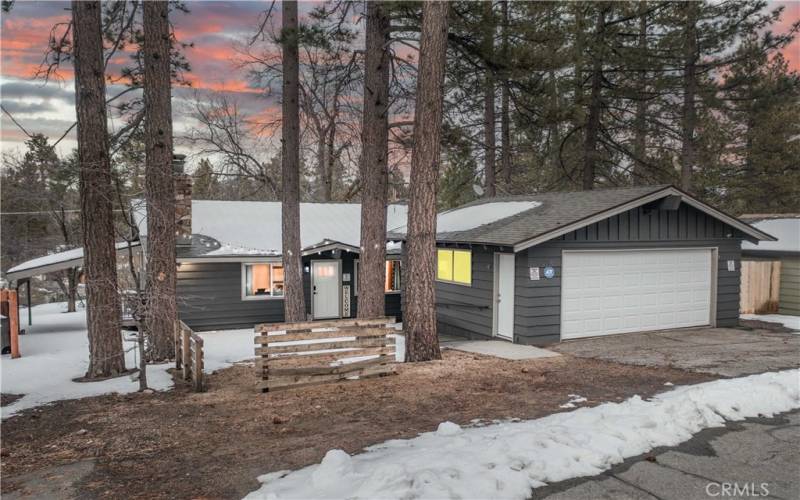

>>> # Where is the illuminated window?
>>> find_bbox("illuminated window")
[243,263,284,299]
[354,260,402,294]
[436,249,471,286]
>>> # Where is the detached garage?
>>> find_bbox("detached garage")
[390,185,775,345]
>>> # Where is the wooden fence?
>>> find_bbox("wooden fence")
[740,260,781,314]
[174,320,204,392]
[255,317,397,392]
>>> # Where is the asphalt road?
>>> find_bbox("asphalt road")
[534,410,800,500]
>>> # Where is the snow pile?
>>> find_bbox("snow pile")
[244,369,799,500]
[1,303,172,419]
[559,394,588,409]
[741,314,800,332]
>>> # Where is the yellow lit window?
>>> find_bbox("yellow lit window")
[436,249,471,285]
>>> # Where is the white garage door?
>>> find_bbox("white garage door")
[561,249,713,339]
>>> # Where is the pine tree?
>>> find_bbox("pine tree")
[71,0,125,378]
[143,0,177,361]
[281,0,306,322]
[357,1,391,320]
[405,0,449,363]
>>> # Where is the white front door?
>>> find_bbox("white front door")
[312,260,341,319]
[494,253,516,339]
[561,248,713,339]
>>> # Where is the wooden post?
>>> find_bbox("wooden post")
[8,290,20,358]
[192,335,204,392]
[26,279,32,326]
[182,326,191,381]
[174,320,182,371]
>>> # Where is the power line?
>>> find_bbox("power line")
[1,209,128,216]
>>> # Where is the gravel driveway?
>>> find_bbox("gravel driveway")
[551,326,800,377]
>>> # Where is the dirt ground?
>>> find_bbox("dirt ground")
[1,351,714,499]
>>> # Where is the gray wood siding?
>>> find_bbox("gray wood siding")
[433,203,746,344]
[177,261,285,331]
[779,256,800,315]
[516,203,744,345]
[177,252,401,331]
[435,246,496,340]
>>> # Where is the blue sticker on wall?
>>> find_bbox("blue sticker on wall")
[543,266,556,279]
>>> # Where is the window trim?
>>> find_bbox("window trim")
[241,262,285,301]
[354,257,403,295]
[436,248,473,287]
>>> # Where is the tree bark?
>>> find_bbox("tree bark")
[143,0,177,361]
[482,0,496,198]
[357,1,390,320]
[680,2,698,192]
[500,0,511,187]
[632,2,648,186]
[71,0,125,378]
[582,6,606,191]
[281,0,306,322]
[404,0,449,362]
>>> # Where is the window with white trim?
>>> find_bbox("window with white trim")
[242,263,284,299]
[436,248,471,286]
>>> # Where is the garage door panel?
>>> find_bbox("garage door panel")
[562,249,713,339]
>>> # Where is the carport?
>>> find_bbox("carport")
[4,241,141,327]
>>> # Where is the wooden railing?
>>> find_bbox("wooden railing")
[255,317,397,392]
[174,320,204,392]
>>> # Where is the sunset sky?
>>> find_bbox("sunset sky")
[1,0,798,163]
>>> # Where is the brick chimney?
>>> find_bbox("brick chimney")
[173,154,192,246]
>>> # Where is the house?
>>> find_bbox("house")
[389,185,774,345]
[134,197,407,331]
[740,215,800,316]
[6,179,776,344]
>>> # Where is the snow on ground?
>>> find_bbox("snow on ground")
[244,369,799,500]
[196,328,256,372]
[558,394,587,409]
[1,303,172,419]
[741,314,800,332]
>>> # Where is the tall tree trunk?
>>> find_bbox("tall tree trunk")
[632,2,648,186]
[582,6,606,191]
[500,0,511,187]
[281,0,306,322]
[315,128,327,201]
[71,0,125,378]
[143,0,176,361]
[482,0,496,198]
[548,70,562,178]
[357,1,390,320]
[325,124,335,201]
[680,3,698,192]
[405,0,449,362]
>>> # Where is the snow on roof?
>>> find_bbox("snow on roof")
[140,200,408,257]
[390,201,541,236]
[6,241,140,277]
[742,218,800,253]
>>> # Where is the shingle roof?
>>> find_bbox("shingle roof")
[388,185,672,247]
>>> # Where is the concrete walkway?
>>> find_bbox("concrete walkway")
[535,410,800,500]
[440,336,561,360]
